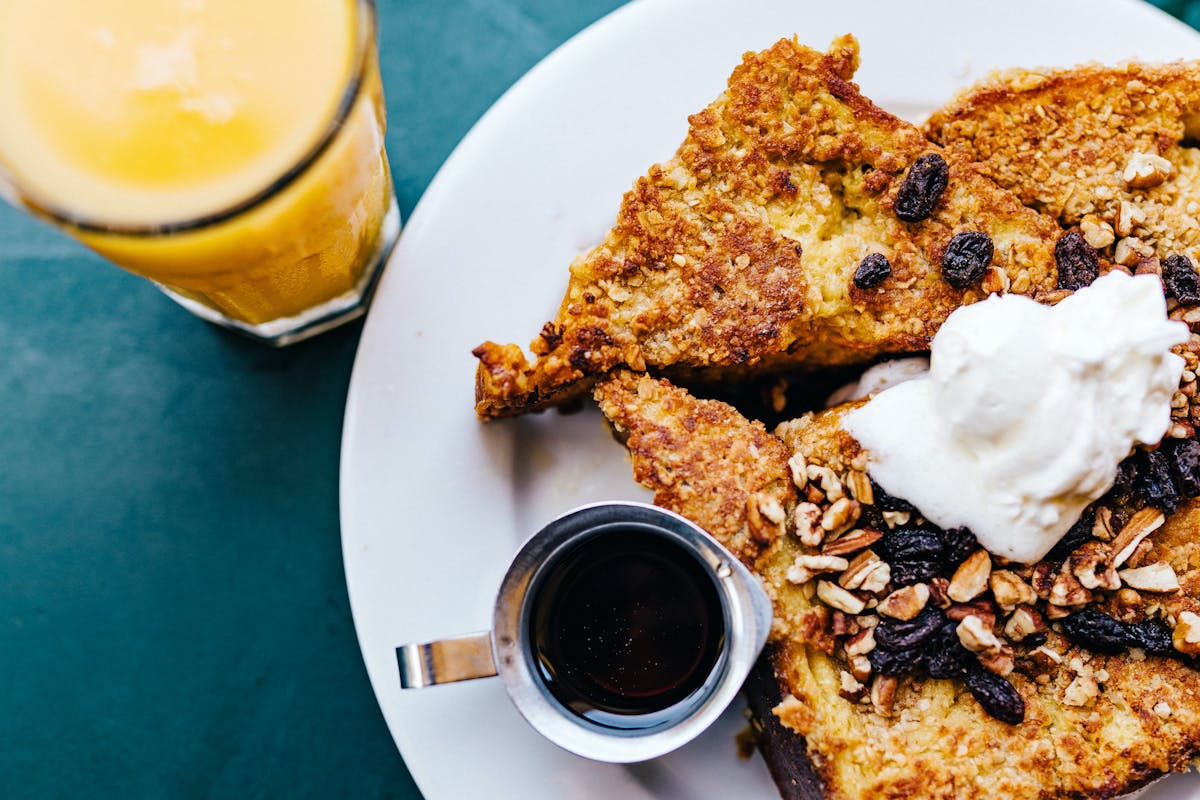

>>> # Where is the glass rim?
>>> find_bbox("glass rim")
[0,0,378,238]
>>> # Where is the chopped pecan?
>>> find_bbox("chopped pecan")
[845,627,876,657]
[1049,569,1094,607]
[839,550,891,595]
[870,675,898,716]
[849,655,873,684]
[817,580,866,614]
[948,550,992,602]
[822,528,883,557]
[822,497,861,535]
[1004,606,1047,642]
[838,670,866,701]
[787,453,808,490]
[845,470,874,505]
[1111,508,1165,567]
[786,554,849,585]
[928,576,952,609]
[1118,562,1180,593]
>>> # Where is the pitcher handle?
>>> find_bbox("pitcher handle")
[397,631,497,688]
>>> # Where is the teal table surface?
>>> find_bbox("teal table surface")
[0,1,1193,798]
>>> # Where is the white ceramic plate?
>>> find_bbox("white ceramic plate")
[341,0,1200,797]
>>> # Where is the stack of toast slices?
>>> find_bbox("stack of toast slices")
[472,35,1200,800]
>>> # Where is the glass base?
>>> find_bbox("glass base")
[157,197,401,347]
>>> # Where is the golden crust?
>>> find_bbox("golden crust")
[925,61,1200,263]
[474,36,1062,418]
[595,371,1200,800]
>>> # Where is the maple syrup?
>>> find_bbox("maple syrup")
[529,529,726,730]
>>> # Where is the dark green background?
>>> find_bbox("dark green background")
[0,1,1189,798]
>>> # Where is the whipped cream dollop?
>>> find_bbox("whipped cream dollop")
[843,271,1187,563]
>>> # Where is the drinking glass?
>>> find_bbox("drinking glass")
[0,0,399,345]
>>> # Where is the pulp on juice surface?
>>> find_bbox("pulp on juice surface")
[0,0,394,326]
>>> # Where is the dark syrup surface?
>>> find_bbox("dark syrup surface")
[530,529,725,730]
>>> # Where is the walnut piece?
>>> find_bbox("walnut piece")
[990,570,1038,611]
[1068,541,1121,591]
[1173,611,1200,656]
[877,583,931,621]
[792,502,823,547]
[1122,151,1175,189]
[1080,215,1116,249]
[957,614,1003,656]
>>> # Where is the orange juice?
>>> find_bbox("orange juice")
[0,0,396,341]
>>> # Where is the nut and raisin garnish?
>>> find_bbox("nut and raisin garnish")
[853,253,892,289]
[894,153,949,223]
[941,231,993,289]
[788,413,1200,726]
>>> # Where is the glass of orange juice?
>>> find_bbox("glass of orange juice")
[0,0,399,346]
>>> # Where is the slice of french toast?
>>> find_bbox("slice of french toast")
[595,369,1200,800]
[925,62,1200,282]
[472,36,1064,419]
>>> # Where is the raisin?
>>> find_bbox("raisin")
[1046,508,1095,562]
[965,669,1025,725]
[894,153,949,222]
[1054,231,1100,291]
[1023,632,1048,649]
[1134,447,1180,514]
[942,232,994,289]
[1170,438,1200,498]
[1128,618,1177,658]
[890,559,942,586]
[874,606,945,651]
[1059,609,1137,655]
[868,644,925,676]
[1163,254,1200,304]
[877,527,943,563]
[939,527,978,569]
[871,481,917,513]
[925,620,974,680]
[1108,456,1139,506]
[853,253,892,289]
